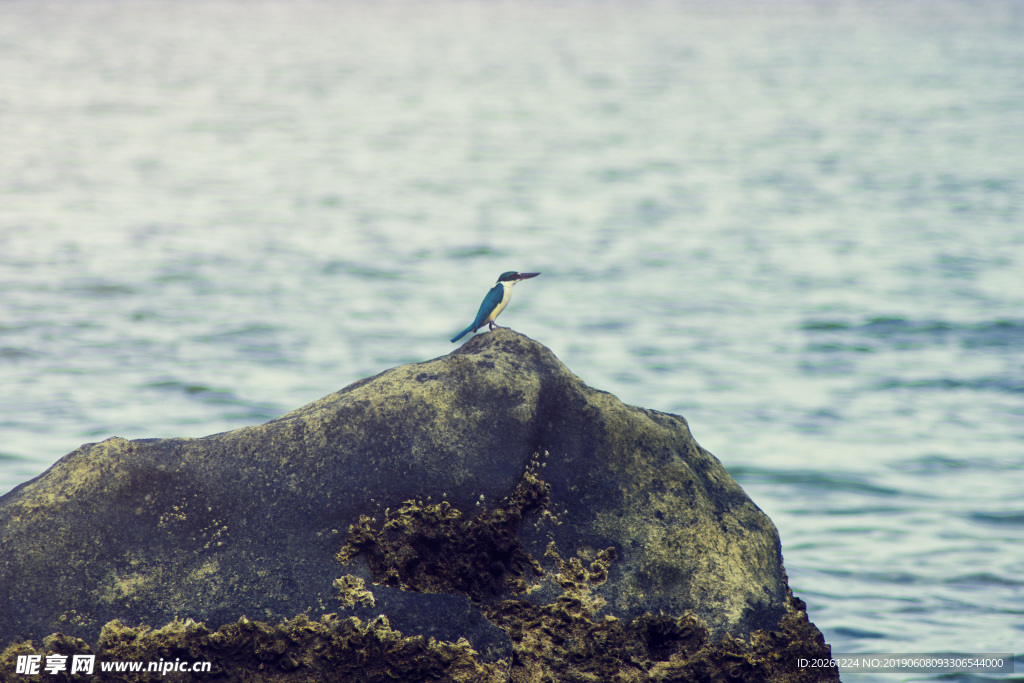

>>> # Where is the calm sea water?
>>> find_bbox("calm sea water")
[1,0,1022,678]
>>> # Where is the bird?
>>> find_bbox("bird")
[450,271,540,343]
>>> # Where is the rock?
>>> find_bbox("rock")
[0,329,838,681]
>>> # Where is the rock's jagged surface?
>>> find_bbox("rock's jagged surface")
[0,329,838,681]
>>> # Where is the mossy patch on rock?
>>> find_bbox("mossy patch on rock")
[337,470,549,600]
[332,575,375,610]
[477,592,838,683]
[0,594,836,683]
[0,614,507,683]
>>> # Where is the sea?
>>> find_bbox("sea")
[1,0,1021,679]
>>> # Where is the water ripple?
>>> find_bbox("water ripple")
[728,466,904,497]
[968,511,1024,527]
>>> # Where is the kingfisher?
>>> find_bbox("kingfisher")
[450,271,540,343]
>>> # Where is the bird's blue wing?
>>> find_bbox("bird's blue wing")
[472,283,505,329]
[451,283,505,343]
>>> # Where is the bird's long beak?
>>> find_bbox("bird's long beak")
[516,272,540,280]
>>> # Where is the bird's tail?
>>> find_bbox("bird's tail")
[450,324,475,343]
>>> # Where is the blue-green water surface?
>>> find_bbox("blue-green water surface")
[1,1,1022,679]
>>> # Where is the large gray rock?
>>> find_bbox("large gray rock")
[0,329,788,653]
